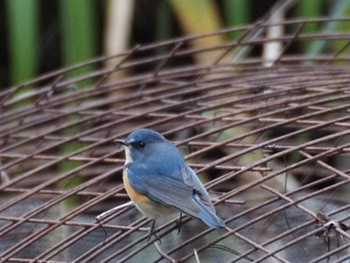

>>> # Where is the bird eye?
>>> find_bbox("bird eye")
[130,141,146,149]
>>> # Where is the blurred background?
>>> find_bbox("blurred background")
[1,0,345,88]
[1,1,350,262]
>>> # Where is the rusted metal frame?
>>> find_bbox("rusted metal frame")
[0,151,120,212]
[231,205,350,263]
[6,258,65,263]
[1,94,348,260]
[2,32,350,262]
[91,86,350,260]
[190,141,350,155]
[190,101,350,180]
[3,82,254,192]
[2,54,149,127]
[97,216,198,263]
[0,73,177,135]
[308,241,350,263]
[233,231,290,263]
[0,214,133,232]
[255,225,348,263]
[0,77,239,179]
[299,151,350,181]
[0,166,123,261]
[254,201,350,262]
[0,15,347,95]
[3,187,121,198]
[261,184,318,218]
[0,19,348,101]
[83,229,155,263]
[0,152,124,166]
[334,251,350,263]
[250,117,350,130]
[0,154,122,238]
[177,85,350,152]
[102,209,219,263]
[0,35,206,102]
[28,59,350,120]
[0,152,271,173]
[92,76,320,144]
[156,88,315,140]
[114,77,273,112]
[164,85,347,151]
[153,242,177,263]
[2,17,350,263]
[205,111,350,191]
[232,174,350,262]
[228,158,350,262]
[40,205,145,262]
[324,41,350,65]
[245,72,350,92]
[273,23,306,66]
[154,115,350,258]
[0,64,343,137]
[0,112,101,154]
[230,204,350,262]
[278,55,350,63]
[0,81,288,256]
[0,50,217,122]
[31,196,136,262]
[229,220,318,263]
[0,74,260,145]
[216,131,350,203]
[262,184,350,239]
[195,20,268,79]
[93,45,142,90]
[209,146,347,239]
[73,217,151,263]
[79,193,222,261]
[183,177,350,263]
[187,176,350,263]
[234,175,350,238]
[242,33,350,48]
[2,55,144,109]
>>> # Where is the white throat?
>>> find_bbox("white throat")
[124,146,133,165]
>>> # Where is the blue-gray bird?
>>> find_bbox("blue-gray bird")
[115,129,225,236]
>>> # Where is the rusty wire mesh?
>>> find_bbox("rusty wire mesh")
[1,17,350,263]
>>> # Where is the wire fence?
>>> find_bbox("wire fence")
[0,17,350,262]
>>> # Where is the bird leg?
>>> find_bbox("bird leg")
[176,213,183,234]
[148,219,161,243]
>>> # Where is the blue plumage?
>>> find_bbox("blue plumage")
[116,128,225,229]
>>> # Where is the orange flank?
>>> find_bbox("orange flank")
[123,169,149,203]
[123,169,175,219]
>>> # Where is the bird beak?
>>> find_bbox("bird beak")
[115,139,129,147]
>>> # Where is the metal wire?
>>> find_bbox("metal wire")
[0,17,350,262]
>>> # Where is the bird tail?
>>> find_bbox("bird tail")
[192,193,226,228]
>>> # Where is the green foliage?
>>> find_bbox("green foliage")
[296,0,322,52]
[59,0,98,204]
[6,0,39,106]
[223,0,250,40]
[60,0,97,70]
[7,0,39,84]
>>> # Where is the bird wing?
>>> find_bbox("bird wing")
[180,165,225,228]
[127,163,200,217]
[180,165,215,211]
[127,162,225,228]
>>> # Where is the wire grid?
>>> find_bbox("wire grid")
[1,17,350,263]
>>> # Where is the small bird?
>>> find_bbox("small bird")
[115,128,225,238]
